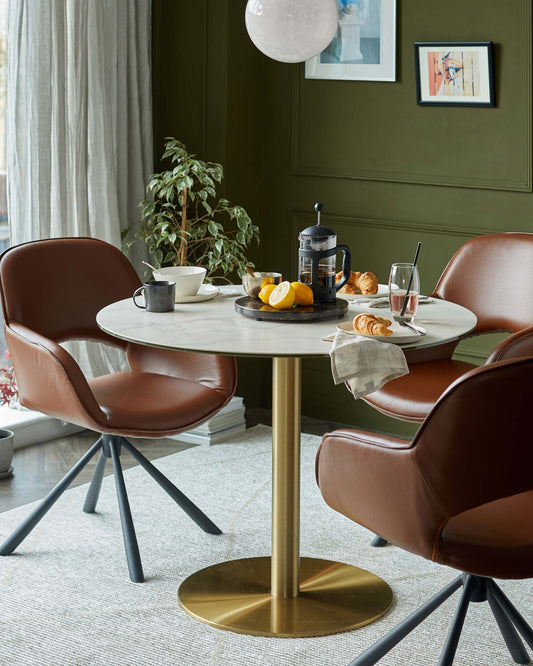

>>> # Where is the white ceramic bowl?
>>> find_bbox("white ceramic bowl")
[153,266,206,299]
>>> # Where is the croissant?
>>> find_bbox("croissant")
[336,270,379,296]
[353,313,392,337]
[354,271,379,295]
[336,280,359,295]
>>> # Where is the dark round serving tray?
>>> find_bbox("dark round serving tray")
[234,296,348,322]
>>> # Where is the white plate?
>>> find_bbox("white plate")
[337,283,389,301]
[336,320,422,344]
[174,284,220,303]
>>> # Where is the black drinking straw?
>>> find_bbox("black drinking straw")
[400,241,422,316]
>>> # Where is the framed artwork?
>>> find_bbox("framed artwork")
[305,0,396,82]
[415,42,495,107]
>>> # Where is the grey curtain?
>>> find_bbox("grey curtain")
[6,0,153,377]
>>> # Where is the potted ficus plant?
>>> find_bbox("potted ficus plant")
[0,350,16,478]
[124,138,260,282]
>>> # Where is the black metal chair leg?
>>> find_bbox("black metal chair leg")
[82,450,108,513]
[488,580,533,650]
[437,574,476,666]
[0,438,104,556]
[487,586,530,664]
[108,439,144,583]
[371,536,389,548]
[348,575,464,666]
[120,437,222,535]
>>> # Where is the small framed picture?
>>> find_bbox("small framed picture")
[414,42,495,107]
[305,0,396,82]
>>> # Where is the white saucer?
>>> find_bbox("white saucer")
[174,284,220,303]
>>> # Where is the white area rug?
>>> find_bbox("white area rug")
[0,425,531,666]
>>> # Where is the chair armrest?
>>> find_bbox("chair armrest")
[485,326,533,363]
[316,428,447,561]
[6,322,107,429]
[126,343,237,397]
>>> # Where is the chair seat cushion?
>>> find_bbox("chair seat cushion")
[89,371,228,437]
[363,359,477,422]
[438,489,533,579]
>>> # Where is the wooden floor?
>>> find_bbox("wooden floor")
[0,408,345,514]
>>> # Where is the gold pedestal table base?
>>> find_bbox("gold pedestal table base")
[179,357,392,637]
[178,556,392,637]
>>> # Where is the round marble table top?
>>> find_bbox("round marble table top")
[97,285,477,358]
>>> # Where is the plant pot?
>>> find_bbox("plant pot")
[0,428,14,479]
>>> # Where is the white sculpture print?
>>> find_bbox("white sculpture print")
[335,0,369,63]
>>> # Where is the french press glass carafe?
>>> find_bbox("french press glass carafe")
[298,203,351,303]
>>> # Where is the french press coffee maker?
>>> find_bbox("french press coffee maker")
[298,203,351,303]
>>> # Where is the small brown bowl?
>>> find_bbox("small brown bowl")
[242,272,282,299]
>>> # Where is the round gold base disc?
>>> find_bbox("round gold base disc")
[178,556,393,637]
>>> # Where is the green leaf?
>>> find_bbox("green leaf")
[164,251,176,264]
[236,216,249,231]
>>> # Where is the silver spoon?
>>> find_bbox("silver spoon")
[142,260,158,272]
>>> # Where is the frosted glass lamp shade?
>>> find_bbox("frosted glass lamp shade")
[245,0,338,64]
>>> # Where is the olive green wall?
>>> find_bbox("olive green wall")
[153,0,532,436]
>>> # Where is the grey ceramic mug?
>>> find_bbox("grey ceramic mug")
[133,281,175,312]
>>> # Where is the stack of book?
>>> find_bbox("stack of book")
[170,396,246,445]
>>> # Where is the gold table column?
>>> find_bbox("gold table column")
[178,357,392,637]
[271,356,301,600]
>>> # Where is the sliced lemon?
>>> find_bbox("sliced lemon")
[290,281,314,306]
[258,283,277,304]
[269,281,296,310]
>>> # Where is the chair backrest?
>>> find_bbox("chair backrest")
[0,238,141,346]
[432,232,533,334]
[413,355,533,520]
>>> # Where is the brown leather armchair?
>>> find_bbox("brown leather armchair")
[316,356,533,665]
[363,232,533,423]
[0,238,237,582]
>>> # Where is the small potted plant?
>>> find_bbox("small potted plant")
[124,137,260,282]
[0,350,16,478]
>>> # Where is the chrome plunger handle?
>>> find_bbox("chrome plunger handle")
[314,202,323,226]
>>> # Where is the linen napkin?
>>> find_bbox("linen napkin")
[329,329,409,399]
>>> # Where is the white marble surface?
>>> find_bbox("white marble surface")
[97,285,477,358]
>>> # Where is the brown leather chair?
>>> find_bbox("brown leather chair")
[316,356,533,665]
[363,232,533,423]
[0,238,237,582]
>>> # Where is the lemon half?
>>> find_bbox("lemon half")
[269,281,296,310]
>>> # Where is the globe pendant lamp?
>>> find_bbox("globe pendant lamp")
[245,0,338,64]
